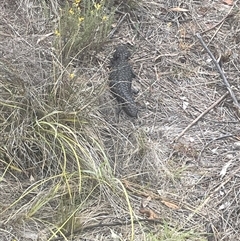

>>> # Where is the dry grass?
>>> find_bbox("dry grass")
[0,0,240,240]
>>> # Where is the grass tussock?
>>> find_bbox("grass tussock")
[0,61,136,240]
[0,56,121,236]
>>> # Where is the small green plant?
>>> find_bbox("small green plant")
[135,129,149,157]
[147,224,206,241]
[55,0,114,64]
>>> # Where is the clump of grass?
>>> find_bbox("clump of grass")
[0,56,136,239]
[0,0,142,237]
[55,0,114,64]
[0,1,135,233]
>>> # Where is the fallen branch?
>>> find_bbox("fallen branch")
[51,218,165,241]
[174,91,229,142]
[196,33,240,110]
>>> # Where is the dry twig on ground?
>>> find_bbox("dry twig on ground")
[174,91,229,142]
[196,33,240,111]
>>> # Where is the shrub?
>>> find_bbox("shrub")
[55,0,114,64]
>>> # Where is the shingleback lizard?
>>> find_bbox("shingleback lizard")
[109,45,138,117]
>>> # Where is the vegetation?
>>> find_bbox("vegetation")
[0,1,133,240]
[2,0,236,240]
[55,0,114,64]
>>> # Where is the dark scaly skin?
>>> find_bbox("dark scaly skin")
[109,45,138,117]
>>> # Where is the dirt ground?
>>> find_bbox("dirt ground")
[0,0,240,240]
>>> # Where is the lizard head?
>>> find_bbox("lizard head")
[113,45,131,60]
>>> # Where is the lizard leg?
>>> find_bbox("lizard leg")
[115,103,122,123]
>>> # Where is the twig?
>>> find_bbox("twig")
[197,134,235,162]
[108,13,128,38]
[200,4,234,35]
[174,91,229,142]
[51,218,165,241]
[196,33,240,110]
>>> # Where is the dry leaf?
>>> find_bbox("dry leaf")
[222,0,233,5]
[36,32,53,44]
[141,196,152,208]
[139,207,159,220]
[220,160,232,179]
[29,174,35,183]
[161,200,179,210]
[169,7,189,12]
[111,229,122,241]
[218,201,231,210]
[122,179,129,188]
[182,100,189,110]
